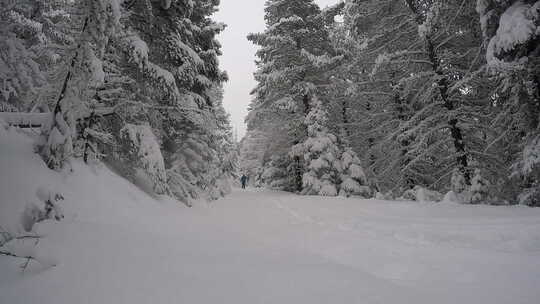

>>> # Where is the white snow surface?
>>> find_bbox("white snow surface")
[1,127,540,303]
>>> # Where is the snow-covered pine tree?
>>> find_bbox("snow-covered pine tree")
[40,0,121,169]
[343,0,494,197]
[206,85,238,199]
[109,0,227,204]
[160,1,227,204]
[298,95,342,196]
[470,169,490,204]
[0,0,76,112]
[0,2,45,112]
[339,146,371,198]
[247,0,343,193]
[477,0,540,205]
[119,123,169,195]
[243,97,299,190]
[261,155,294,191]
[342,0,420,194]
[317,4,380,197]
[239,129,269,181]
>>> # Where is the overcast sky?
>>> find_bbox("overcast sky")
[214,0,341,140]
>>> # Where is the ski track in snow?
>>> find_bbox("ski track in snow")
[2,128,540,303]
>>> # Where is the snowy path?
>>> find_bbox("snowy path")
[2,184,540,303]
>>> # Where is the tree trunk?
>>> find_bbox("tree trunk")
[45,17,89,169]
[391,72,414,188]
[342,98,350,138]
[293,94,312,192]
[425,36,470,183]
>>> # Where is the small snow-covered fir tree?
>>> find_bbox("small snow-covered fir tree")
[451,168,468,194]
[513,135,540,206]
[261,155,293,191]
[470,169,490,204]
[446,168,491,204]
[120,124,169,195]
[339,146,371,198]
[204,86,239,199]
[167,131,216,205]
[239,129,268,181]
[253,167,265,188]
[300,96,342,196]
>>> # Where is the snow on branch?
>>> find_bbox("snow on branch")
[268,15,304,32]
[0,107,115,128]
[0,112,51,128]
[486,1,539,69]
[300,49,343,68]
[121,33,199,110]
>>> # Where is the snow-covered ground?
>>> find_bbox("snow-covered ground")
[1,127,540,304]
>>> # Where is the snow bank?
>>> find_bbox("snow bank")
[0,126,58,235]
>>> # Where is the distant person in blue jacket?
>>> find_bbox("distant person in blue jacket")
[240,174,248,189]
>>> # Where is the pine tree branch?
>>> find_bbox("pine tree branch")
[0,250,36,260]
